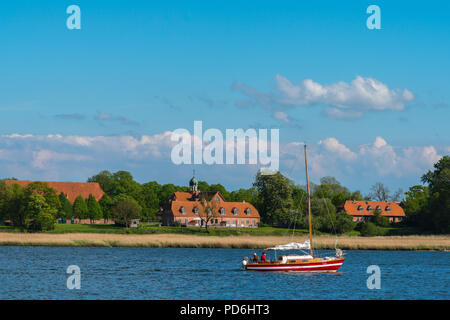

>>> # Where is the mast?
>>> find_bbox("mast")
[304,144,314,257]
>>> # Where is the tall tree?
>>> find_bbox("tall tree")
[73,196,88,220]
[112,195,141,227]
[58,192,73,220]
[99,194,113,223]
[254,171,293,225]
[369,182,391,201]
[198,193,218,233]
[0,183,25,224]
[87,194,103,223]
[24,182,61,212]
[421,156,450,233]
[22,193,57,231]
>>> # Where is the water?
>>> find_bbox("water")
[0,246,448,299]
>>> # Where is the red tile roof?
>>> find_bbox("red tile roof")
[342,200,405,217]
[163,191,260,219]
[4,180,104,203]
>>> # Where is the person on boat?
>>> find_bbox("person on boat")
[260,252,267,263]
[251,253,259,263]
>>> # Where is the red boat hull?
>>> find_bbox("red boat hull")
[245,258,345,272]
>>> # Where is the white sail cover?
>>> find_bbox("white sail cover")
[265,237,310,251]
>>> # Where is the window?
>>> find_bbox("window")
[207,208,212,215]
[216,197,220,203]
[367,205,373,212]
[180,207,186,214]
[385,206,391,212]
[245,208,251,216]
[233,208,239,215]
[193,207,199,214]
[357,205,364,212]
[375,205,382,212]
[219,207,225,215]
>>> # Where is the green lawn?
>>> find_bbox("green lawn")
[0,223,311,236]
[0,223,429,237]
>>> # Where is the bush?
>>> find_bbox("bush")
[374,211,390,227]
[335,212,356,234]
[360,222,383,237]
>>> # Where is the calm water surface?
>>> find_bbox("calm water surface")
[0,246,448,299]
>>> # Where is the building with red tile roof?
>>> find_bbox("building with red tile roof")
[4,180,104,203]
[158,176,260,228]
[339,200,405,223]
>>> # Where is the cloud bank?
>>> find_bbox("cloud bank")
[234,75,415,119]
[0,132,445,193]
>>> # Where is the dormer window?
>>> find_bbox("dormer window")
[233,208,239,215]
[193,207,199,215]
[385,206,391,212]
[180,206,186,214]
[357,205,364,212]
[375,205,382,212]
[216,197,220,203]
[245,208,251,216]
[207,208,212,215]
[367,205,373,212]
[219,207,225,215]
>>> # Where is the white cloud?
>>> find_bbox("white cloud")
[32,150,92,169]
[0,132,446,193]
[276,75,414,111]
[273,111,289,123]
[318,137,357,161]
[234,75,415,119]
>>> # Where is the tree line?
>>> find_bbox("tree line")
[0,156,448,234]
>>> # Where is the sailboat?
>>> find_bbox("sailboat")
[242,145,345,272]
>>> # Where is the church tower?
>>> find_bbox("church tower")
[189,172,198,194]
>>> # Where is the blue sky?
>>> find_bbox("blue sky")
[0,0,449,195]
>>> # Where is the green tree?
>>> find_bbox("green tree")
[421,156,450,233]
[209,183,230,200]
[22,193,57,231]
[403,185,429,227]
[58,192,73,220]
[87,194,103,223]
[0,183,25,225]
[87,170,115,195]
[254,171,293,225]
[24,182,60,212]
[140,183,160,221]
[335,212,356,234]
[99,194,113,223]
[112,195,141,227]
[373,210,390,227]
[310,197,336,233]
[360,222,383,237]
[73,196,88,219]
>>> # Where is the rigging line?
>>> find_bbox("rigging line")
[319,190,338,250]
[291,209,298,241]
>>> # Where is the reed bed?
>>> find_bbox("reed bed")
[0,233,449,250]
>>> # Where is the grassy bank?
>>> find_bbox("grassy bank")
[0,224,312,237]
[0,232,448,250]
[0,223,426,237]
